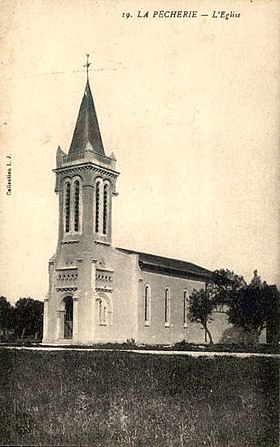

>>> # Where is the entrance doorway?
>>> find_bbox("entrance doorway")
[63,296,73,339]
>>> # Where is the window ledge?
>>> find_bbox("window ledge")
[183,323,188,329]
[99,323,108,326]
[61,240,80,245]
[95,240,110,246]
[165,323,171,328]
[145,321,150,327]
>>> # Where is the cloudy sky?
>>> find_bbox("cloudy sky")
[0,0,279,301]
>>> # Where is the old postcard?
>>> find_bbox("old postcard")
[0,1,279,446]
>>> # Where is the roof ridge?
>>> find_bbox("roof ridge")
[116,247,212,276]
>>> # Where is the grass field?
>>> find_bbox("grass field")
[0,349,278,446]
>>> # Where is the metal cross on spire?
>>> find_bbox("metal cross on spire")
[83,53,91,80]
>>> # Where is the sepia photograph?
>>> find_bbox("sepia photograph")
[0,1,279,446]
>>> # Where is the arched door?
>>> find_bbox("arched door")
[63,296,73,339]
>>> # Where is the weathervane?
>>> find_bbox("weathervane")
[83,53,91,80]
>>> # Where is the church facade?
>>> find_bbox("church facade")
[43,74,228,346]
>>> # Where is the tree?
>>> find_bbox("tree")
[0,296,14,335]
[227,271,280,344]
[207,269,246,310]
[188,289,214,345]
[14,298,44,339]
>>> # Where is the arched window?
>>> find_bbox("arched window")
[74,180,80,232]
[164,288,171,326]
[144,285,151,325]
[95,181,101,233]
[183,290,189,327]
[103,183,109,235]
[98,300,107,325]
[65,182,71,233]
[97,294,113,326]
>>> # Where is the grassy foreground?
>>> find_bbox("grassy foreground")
[0,349,278,447]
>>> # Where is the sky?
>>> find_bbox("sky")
[0,0,279,302]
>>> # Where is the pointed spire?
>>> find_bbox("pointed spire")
[68,57,105,156]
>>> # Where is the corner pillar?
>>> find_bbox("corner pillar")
[73,292,79,340]
[43,294,49,342]
[56,310,65,339]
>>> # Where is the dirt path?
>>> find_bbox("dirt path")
[1,345,279,358]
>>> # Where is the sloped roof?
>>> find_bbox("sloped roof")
[116,248,213,281]
[68,80,105,156]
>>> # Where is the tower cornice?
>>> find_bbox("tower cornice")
[53,162,120,178]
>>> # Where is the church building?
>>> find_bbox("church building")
[43,67,227,346]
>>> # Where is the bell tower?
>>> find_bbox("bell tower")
[55,77,118,249]
[43,57,119,344]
